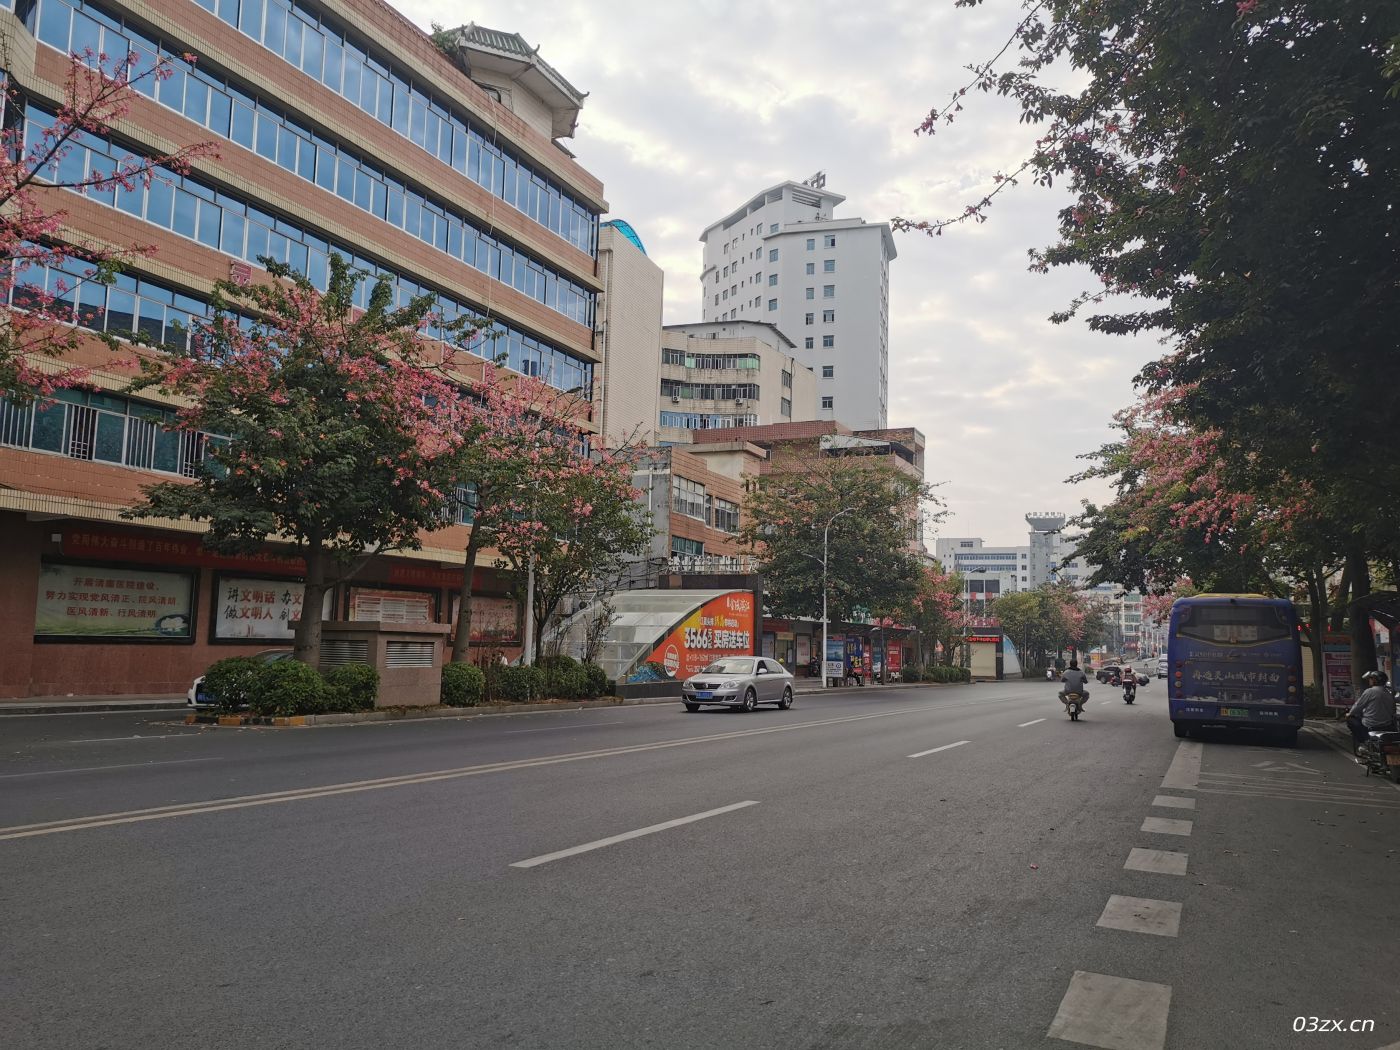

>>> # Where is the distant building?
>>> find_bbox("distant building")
[659,322,817,444]
[699,179,894,429]
[596,221,664,448]
[630,445,765,576]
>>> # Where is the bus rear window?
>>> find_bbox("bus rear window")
[1176,604,1291,644]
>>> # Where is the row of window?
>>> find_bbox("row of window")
[719,232,837,257]
[23,107,593,394]
[177,0,599,252]
[25,0,594,327]
[659,411,759,430]
[804,337,837,351]
[0,390,218,479]
[669,478,739,534]
[661,380,759,401]
[661,350,760,370]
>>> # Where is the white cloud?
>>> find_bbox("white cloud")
[391,0,1157,544]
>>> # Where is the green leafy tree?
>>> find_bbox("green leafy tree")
[741,444,943,626]
[904,0,1400,685]
[128,256,468,665]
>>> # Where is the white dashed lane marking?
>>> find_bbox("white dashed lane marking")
[1140,816,1193,836]
[1017,718,1046,727]
[509,801,760,869]
[906,740,970,759]
[1160,739,1203,789]
[1124,847,1188,876]
[1097,895,1182,938]
[1151,794,1195,810]
[1046,970,1172,1050]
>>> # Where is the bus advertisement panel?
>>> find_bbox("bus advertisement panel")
[1167,595,1304,744]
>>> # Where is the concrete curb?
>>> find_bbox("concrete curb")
[182,693,690,728]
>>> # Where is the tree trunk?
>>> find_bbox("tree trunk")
[1305,568,1326,702]
[1329,561,1352,632]
[293,542,327,667]
[450,526,485,664]
[1346,549,1376,688]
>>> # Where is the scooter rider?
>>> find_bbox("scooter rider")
[1122,672,1137,701]
[1060,660,1090,704]
[1347,671,1397,752]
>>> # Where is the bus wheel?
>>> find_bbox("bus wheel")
[1173,722,1189,739]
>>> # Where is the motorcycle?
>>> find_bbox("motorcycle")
[1122,677,1137,704]
[1062,691,1086,721]
[1357,727,1400,783]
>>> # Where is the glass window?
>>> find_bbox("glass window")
[822,365,834,378]
[824,235,836,247]
[822,335,834,348]
[768,248,779,262]
[767,299,777,311]
[823,285,835,298]
[805,287,814,300]
[804,337,813,349]
[821,396,834,410]
[805,238,815,250]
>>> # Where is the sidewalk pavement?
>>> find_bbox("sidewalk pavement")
[0,694,186,715]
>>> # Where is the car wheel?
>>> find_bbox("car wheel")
[742,689,757,712]
[683,701,700,712]
[778,687,793,710]
[1173,722,1189,739]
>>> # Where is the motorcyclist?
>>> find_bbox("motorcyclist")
[1346,670,1397,752]
[1122,671,1137,701]
[1059,660,1090,705]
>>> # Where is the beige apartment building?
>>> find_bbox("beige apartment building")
[595,220,663,448]
[658,321,817,445]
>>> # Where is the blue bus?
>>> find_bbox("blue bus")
[1167,594,1304,745]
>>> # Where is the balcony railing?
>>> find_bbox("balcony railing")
[0,398,213,478]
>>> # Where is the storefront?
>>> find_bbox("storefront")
[0,514,519,698]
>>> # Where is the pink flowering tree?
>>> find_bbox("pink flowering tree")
[443,369,642,665]
[2,52,216,396]
[127,256,470,665]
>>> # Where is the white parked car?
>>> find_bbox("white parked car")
[681,657,794,712]
[187,648,294,708]
[1156,655,1169,679]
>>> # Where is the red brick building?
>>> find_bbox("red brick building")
[0,0,605,696]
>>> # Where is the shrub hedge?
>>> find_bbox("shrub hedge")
[441,663,486,707]
[201,656,266,713]
[324,663,379,712]
[251,659,329,717]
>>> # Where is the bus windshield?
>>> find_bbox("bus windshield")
[1174,603,1292,645]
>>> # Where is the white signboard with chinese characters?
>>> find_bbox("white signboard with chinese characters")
[35,562,195,639]
[214,576,320,640]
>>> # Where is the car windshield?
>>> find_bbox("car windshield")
[701,659,755,675]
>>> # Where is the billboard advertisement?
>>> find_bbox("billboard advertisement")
[634,592,756,682]
[35,562,195,640]
[1322,632,1354,709]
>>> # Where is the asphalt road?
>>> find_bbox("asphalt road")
[3,680,1398,1050]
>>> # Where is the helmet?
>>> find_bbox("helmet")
[1362,670,1384,683]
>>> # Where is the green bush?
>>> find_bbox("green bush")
[581,662,608,698]
[492,665,543,702]
[900,666,921,683]
[537,654,581,673]
[324,663,378,712]
[251,659,328,717]
[201,656,265,713]
[441,663,486,707]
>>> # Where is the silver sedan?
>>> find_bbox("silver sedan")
[681,657,794,712]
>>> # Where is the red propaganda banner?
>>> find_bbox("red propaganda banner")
[62,527,304,574]
[387,563,497,590]
[641,592,756,681]
[887,645,903,674]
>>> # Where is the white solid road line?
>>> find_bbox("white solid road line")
[907,740,970,759]
[1097,894,1183,938]
[1017,718,1046,727]
[0,757,224,780]
[1047,970,1172,1050]
[0,706,924,842]
[1160,739,1203,790]
[510,800,760,869]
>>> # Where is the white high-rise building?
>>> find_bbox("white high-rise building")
[699,177,894,430]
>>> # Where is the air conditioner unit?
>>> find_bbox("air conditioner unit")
[671,396,681,403]
[734,398,746,405]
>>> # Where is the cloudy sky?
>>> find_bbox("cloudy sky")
[395,0,1156,546]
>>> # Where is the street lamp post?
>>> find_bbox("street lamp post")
[820,507,855,689]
